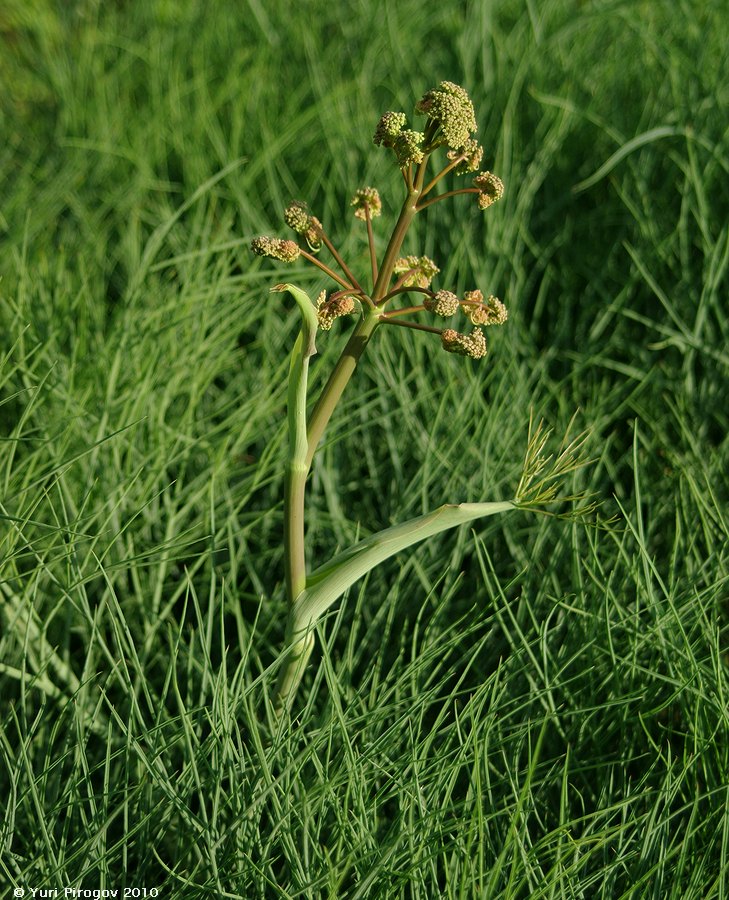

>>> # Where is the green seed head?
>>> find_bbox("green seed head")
[486,295,508,325]
[304,216,322,252]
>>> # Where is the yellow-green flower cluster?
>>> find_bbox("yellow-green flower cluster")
[463,290,508,326]
[351,187,382,220]
[447,138,484,175]
[316,292,356,330]
[416,81,477,151]
[393,255,440,289]
[424,290,460,317]
[393,130,425,167]
[283,200,311,234]
[250,236,301,263]
[473,172,504,209]
[373,111,407,147]
[283,200,321,249]
[441,327,488,359]
[374,84,478,167]
[373,111,425,168]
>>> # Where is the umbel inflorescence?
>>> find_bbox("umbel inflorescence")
[251,80,506,360]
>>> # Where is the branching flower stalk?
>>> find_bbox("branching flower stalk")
[250,82,586,715]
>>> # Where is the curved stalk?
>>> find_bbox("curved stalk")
[274,155,444,714]
[420,154,466,197]
[378,317,441,335]
[299,248,354,292]
[416,187,479,212]
[364,204,378,286]
[274,630,314,715]
[315,225,365,295]
[380,305,427,318]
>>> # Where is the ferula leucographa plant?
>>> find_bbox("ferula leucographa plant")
[250,83,584,715]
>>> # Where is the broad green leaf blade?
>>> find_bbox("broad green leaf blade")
[291,500,515,634]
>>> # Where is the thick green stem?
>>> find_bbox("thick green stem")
[305,177,424,468]
[273,284,318,715]
[283,456,307,605]
[304,309,380,470]
[273,631,314,715]
[371,174,424,301]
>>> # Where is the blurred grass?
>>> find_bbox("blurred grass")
[1,0,728,896]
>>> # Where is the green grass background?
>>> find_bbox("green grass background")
[1,0,728,895]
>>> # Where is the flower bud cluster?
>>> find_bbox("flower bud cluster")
[283,200,311,234]
[463,290,508,326]
[393,255,440,289]
[351,187,382,220]
[473,172,505,209]
[424,290,460,317]
[374,111,426,168]
[447,138,484,175]
[283,200,321,248]
[416,81,477,152]
[252,84,507,364]
[393,130,425,166]
[374,83,478,168]
[441,327,488,360]
[373,111,407,147]
[316,291,356,331]
[250,236,301,263]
